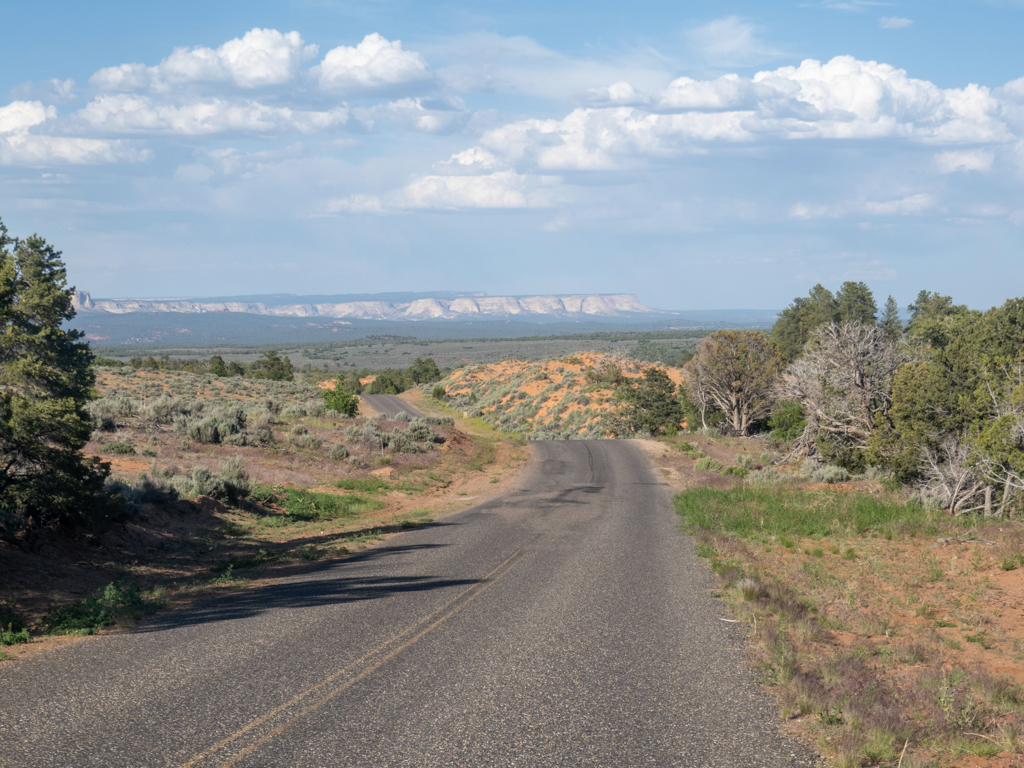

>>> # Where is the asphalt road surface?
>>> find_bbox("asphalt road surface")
[2,441,815,767]
[360,394,423,419]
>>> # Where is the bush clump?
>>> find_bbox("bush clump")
[41,582,164,635]
[694,457,725,473]
[1,604,29,646]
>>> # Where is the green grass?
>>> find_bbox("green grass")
[335,477,390,493]
[254,486,384,522]
[674,486,937,541]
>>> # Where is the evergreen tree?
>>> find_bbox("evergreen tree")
[878,296,902,342]
[905,290,971,347]
[408,357,442,384]
[249,350,294,381]
[836,281,877,325]
[612,368,684,436]
[772,284,839,361]
[0,218,109,530]
[208,355,228,377]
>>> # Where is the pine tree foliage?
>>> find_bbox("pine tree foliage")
[0,218,109,530]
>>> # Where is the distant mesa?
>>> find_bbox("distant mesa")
[72,291,670,321]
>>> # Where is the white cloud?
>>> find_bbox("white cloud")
[8,79,77,104]
[90,28,316,91]
[935,149,994,173]
[585,81,647,106]
[353,96,467,133]
[469,55,1016,173]
[879,17,913,29]
[685,16,782,66]
[791,193,935,219]
[327,170,561,213]
[435,147,499,171]
[315,34,430,91]
[328,194,385,214]
[0,134,145,165]
[0,101,55,133]
[0,100,142,165]
[76,94,348,135]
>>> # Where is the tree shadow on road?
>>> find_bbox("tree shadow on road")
[133,540,478,632]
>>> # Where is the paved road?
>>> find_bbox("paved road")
[2,442,815,767]
[360,394,423,419]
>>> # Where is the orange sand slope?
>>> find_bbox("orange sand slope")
[439,352,683,439]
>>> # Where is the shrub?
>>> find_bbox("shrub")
[769,400,807,443]
[252,425,274,445]
[144,395,196,424]
[42,582,163,635]
[394,411,410,422]
[103,439,136,455]
[421,416,454,428]
[329,444,350,461]
[298,433,324,450]
[388,430,419,454]
[304,399,327,418]
[103,475,176,516]
[291,424,308,436]
[280,403,307,420]
[736,453,757,469]
[804,463,852,484]
[431,385,447,400]
[0,603,29,646]
[745,467,784,486]
[694,457,725,473]
[723,466,749,478]
[407,423,438,443]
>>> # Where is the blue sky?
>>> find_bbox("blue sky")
[1,0,1022,311]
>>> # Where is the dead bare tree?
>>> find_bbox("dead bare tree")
[920,434,987,515]
[777,321,912,460]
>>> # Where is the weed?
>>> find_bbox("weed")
[695,542,717,559]
[262,487,384,522]
[335,477,389,493]
[843,548,858,561]
[935,620,957,628]
[42,582,164,635]
[965,633,990,648]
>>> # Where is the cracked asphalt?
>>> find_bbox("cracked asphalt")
[1,441,817,767]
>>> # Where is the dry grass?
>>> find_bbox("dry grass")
[660,436,1024,767]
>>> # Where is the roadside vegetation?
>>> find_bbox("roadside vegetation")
[647,279,1024,766]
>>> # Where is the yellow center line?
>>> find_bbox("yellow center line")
[178,548,523,768]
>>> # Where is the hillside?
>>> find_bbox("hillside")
[439,352,684,439]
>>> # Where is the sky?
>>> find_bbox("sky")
[0,0,1022,312]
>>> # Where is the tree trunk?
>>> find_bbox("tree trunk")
[984,485,993,517]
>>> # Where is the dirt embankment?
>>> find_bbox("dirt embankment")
[438,352,682,438]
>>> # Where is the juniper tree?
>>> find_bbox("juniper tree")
[0,218,108,531]
[687,330,782,436]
